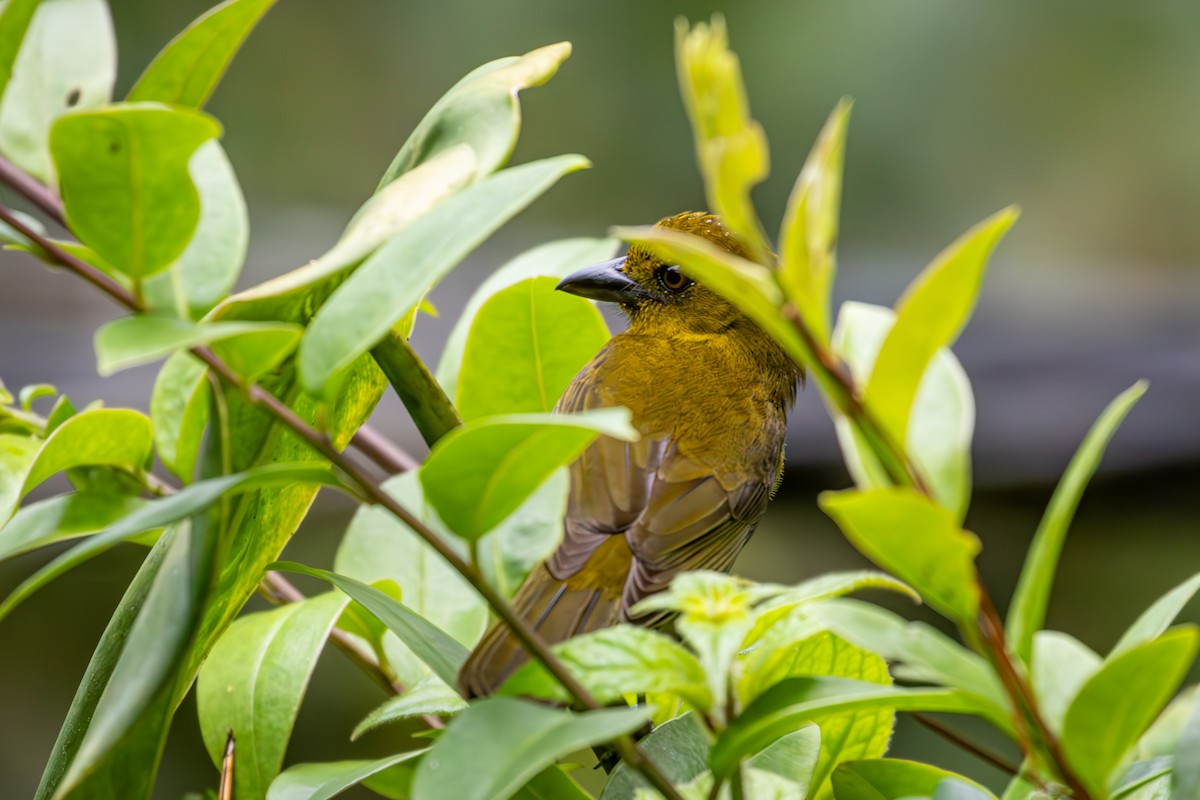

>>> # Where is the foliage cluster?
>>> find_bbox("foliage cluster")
[0,2,1195,800]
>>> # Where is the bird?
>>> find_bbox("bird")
[458,211,801,699]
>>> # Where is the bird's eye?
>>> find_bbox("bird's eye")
[658,265,693,293]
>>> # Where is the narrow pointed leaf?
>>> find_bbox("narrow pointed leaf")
[864,208,1016,450]
[0,465,341,622]
[299,155,588,398]
[272,562,469,688]
[674,17,771,262]
[779,100,851,342]
[0,491,144,562]
[1007,381,1147,663]
[127,0,277,108]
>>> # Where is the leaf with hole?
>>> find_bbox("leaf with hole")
[0,0,116,183]
[50,103,221,280]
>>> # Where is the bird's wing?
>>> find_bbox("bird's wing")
[552,358,783,622]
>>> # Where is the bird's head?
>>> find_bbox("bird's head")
[556,212,760,337]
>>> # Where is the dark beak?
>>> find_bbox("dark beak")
[556,258,646,304]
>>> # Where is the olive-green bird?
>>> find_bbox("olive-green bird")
[458,211,801,698]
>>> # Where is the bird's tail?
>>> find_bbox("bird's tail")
[458,535,631,699]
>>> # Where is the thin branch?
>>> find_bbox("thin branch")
[1,194,685,800]
[351,423,419,473]
[911,713,1019,777]
[0,153,65,226]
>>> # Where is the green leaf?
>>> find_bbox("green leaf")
[476,469,568,599]
[864,209,1016,450]
[352,676,467,740]
[334,472,487,688]
[141,141,249,319]
[709,678,997,781]
[0,464,341,622]
[602,713,711,799]
[299,155,589,399]
[1111,759,1173,800]
[376,42,571,190]
[741,571,920,648]
[738,628,893,798]
[0,0,40,103]
[151,352,210,482]
[1031,630,1101,736]
[50,103,221,280]
[674,17,771,263]
[1173,692,1200,799]
[437,237,619,400]
[501,625,712,710]
[1135,684,1199,760]
[420,409,636,540]
[803,600,1006,713]
[0,0,115,183]
[831,759,993,800]
[1061,626,1199,796]
[0,431,41,523]
[266,751,426,800]
[127,0,277,108]
[214,144,476,331]
[1006,380,1148,664]
[33,515,174,800]
[779,100,851,343]
[832,302,975,520]
[197,592,350,800]
[1112,572,1200,659]
[411,698,650,800]
[457,276,610,421]
[273,561,469,689]
[0,491,144,563]
[819,488,980,623]
[21,407,153,496]
[95,315,300,376]
[57,517,214,795]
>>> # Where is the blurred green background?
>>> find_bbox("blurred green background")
[1,0,1198,795]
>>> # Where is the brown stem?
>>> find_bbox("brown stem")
[0,153,65,225]
[0,194,685,800]
[911,713,1018,776]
